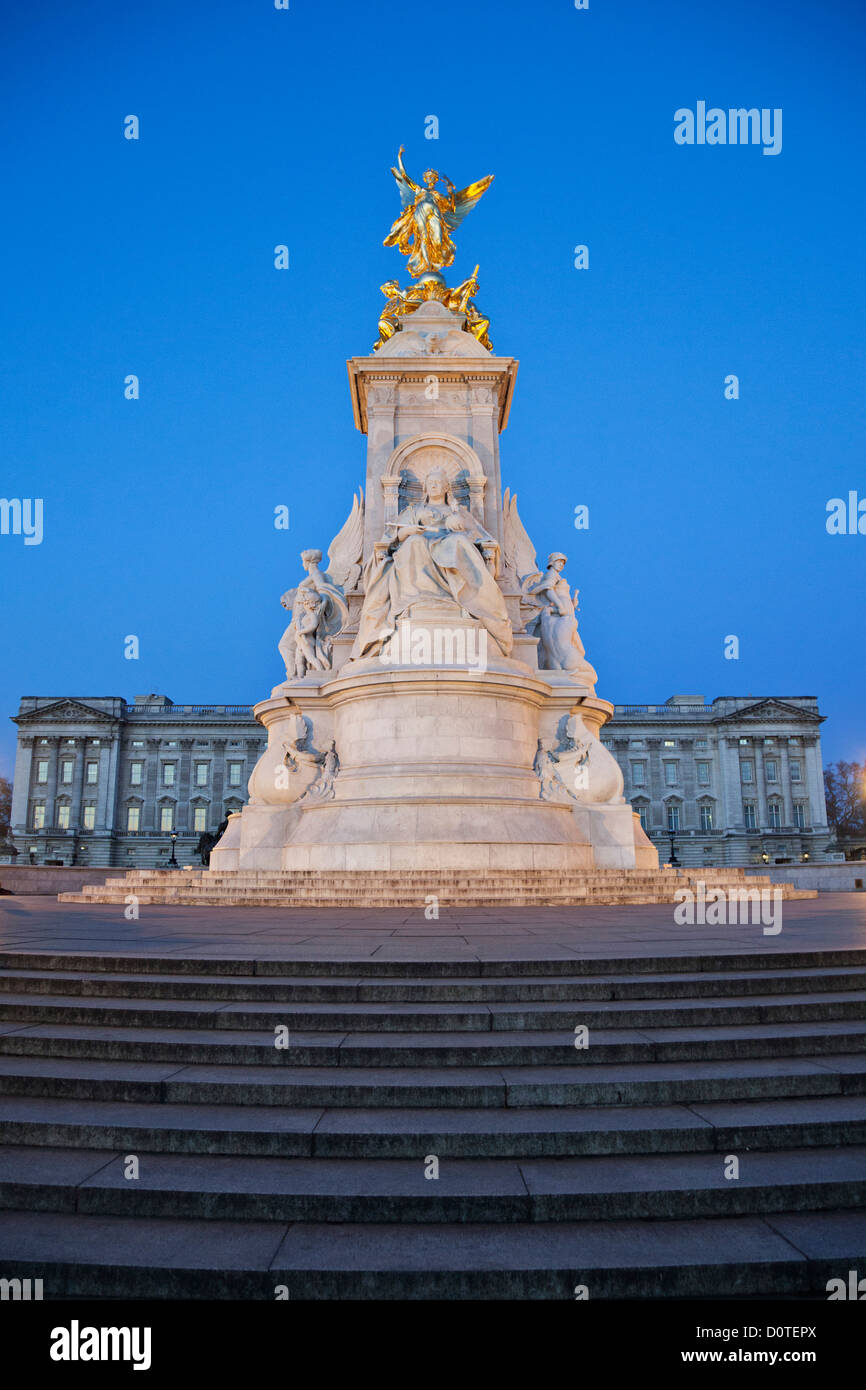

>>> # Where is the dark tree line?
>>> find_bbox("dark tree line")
[0,776,11,842]
[824,761,866,842]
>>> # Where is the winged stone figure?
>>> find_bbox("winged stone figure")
[384,146,494,279]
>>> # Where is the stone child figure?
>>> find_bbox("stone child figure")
[291,589,329,678]
[278,548,350,681]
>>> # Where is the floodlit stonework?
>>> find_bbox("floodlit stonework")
[8,691,832,869]
[189,297,655,876]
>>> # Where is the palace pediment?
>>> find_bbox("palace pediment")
[713,698,823,726]
[13,699,121,727]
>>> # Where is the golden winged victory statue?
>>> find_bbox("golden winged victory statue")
[375,146,495,351]
[384,146,494,281]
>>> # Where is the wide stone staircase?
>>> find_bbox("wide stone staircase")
[0,946,864,1298]
[57,867,816,908]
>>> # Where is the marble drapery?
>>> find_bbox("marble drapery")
[354,497,512,658]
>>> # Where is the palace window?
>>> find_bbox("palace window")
[32,804,46,829]
[667,805,680,832]
[740,761,754,783]
[630,739,645,750]
[85,762,98,784]
[695,738,708,750]
[697,761,710,785]
[57,804,70,829]
[744,802,757,830]
[769,801,782,830]
[228,762,243,787]
[663,739,676,748]
[739,738,750,746]
[130,762,143,786]
[127,806,141,832]
[631,762,646,785]
[766,759,778,782]
[163,764,176,787]
[132,740,144,748]
[35,760,49,783]
[637,806,649,833]
[160,806,174,831]
[83,804,96,830]
[794,803,806,829]
[60,761,73,784]
[195,763,209,786]
[194,807,208,832]
[700,804,714,832]
[790,760,802,781]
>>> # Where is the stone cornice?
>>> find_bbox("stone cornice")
[347,356,519,434]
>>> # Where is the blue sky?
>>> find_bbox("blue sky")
[1,0,864,779]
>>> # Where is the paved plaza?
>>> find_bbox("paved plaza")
[1,893,865,963]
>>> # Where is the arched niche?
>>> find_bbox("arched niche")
[380,433,487,527]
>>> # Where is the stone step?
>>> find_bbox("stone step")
[3,1018,866,1068]
[3,962,864,1003]
[0,1206,863,1297]
[2,1091,865,1159]
[0,1052,863,1109]
[1,987,864,1032]
[58,866,812,908]
[60,888,815,907]
[0,941,861,1300]
[111,868,757,885]
[5,947,863,979]
[0,1144,863,1225]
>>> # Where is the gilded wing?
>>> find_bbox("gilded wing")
[502,488,542,590]
[325,488,365,592]
[443,173,494,233]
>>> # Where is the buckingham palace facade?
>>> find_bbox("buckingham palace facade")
[7,691,832,869]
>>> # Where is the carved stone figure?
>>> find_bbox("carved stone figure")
[352,467,512,659]
[534,740,571,801]
[302,740,340,802]
[277,494,364,681]
[526,554,598,685]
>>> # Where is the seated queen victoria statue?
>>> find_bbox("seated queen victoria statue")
[352,467,513,659]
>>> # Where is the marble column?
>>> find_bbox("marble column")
[177,739,194,831]
[45,736,62,830]
[803,737,827,829]
[753,743,769,828]
[10,736,34,832]
[778,742,794,826]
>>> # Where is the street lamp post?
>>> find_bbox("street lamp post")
[168,831,179,869]
[668,830,679,867]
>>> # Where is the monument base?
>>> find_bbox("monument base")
[208,648,654,876]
